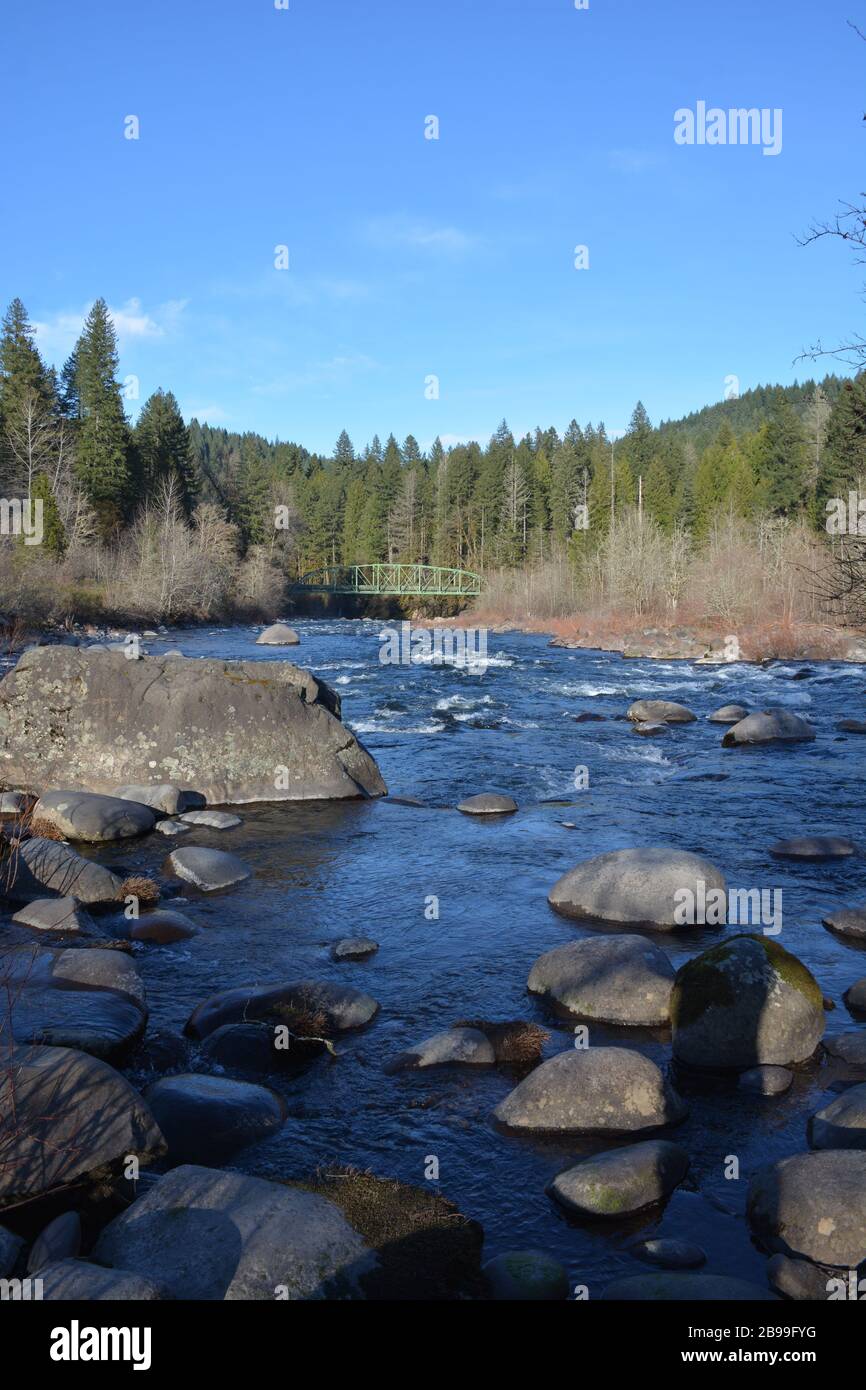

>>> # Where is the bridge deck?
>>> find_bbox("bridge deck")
[292,563,482,597]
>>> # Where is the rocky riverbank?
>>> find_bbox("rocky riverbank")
[1,624,865,1301]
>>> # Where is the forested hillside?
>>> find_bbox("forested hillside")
[1,291,865,626]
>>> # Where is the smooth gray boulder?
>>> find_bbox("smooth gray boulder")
[5,837,123,904]
[256,623,300,645]
[809,1083,866,1150]
[548,1140,689,1218]
[331,937,379,961]
[164,846,251,891]
[185,978,379,1040]
[0,1045,165,1207]
[823,906,866,939]
[632,721,668,736]
[770,836,856,860]
[27,1212,81,1273]
[178,810,242,830]
[494,1047,687,1135]
[527,934,674,1026]
[11,897,102,937]
[722,708,815,746]
[483,1250,569,1301]
[671,935,824,1071]
[602,1272,777,1301]
[626,700,696,724]
[767,1254,842,1301]
[0,945,147,1061]
[200,1023,283,1074]
[457,793,518,815]
[824,1033,866,1069]
[386,1027,495,1072]
[33,791,155,842]
[548,846,726,930]
[629,1237,706,1269]
[0,646,385,803]
[836,719,866,733]
[93,1164,374,1300]
[143,1074,287,1164]
[114,783,205,816]
[747,1150,866,1267]
[708,704,748,723]
[36,1258,172,1300]
[738,1065,793,1095]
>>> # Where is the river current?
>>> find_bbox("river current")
[91,620,866,1293]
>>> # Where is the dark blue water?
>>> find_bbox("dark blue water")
[100,620,866,1294]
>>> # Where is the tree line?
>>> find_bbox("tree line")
[1,293,864,619]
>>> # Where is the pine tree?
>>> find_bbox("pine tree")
[753,399,809,515]
[333,430,355,468]
[816,373,866,518]
[73,299,132,535]
[134,389,198,516]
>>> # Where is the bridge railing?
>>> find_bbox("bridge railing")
[292,562,482,596]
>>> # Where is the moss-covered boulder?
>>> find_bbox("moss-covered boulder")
[548,1139,689,1218]
[671,935,824,1071]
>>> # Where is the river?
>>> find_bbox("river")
[91,619,866,1294]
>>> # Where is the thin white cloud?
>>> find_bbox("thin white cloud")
[251,353,379,396]
[182,402,231,424]
[364,216,478,255]
[33,297,188,358]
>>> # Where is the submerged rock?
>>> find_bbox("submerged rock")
[33,790,156,842]
[331,937,379,961]
[721,709,815,746]
[0,646,385,803]
[548,1140,689,1218]
[548,845,726,930]
[527,934,675,1026]
[0,1045,165,1207]
[626,700,696,724]
[0,945,147,1061]
[256,623,300,645]
[483,1250,569,1301]
[770,836,856,860]
[129,909,200,943]
[143,1074,287,1164]
[457,793,518,815]
[629,1237,706,1269]
[185,978,379,1040]
[738,1065,793,1096]
[178,810,242,830]
[845,978,866,1015]
[747,1150,866,1267]
[164,846,252,892]
[671,935,824,1071]
[93,1164,373,1300]
[823,1033,866,1070]
[493,1047,687,1135]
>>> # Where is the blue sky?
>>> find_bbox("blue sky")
[2,0,863,453]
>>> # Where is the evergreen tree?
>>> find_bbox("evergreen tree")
[333,430,355,468]
[817,373,866,517]
[73,299,132,534]
[31,471,67,556]
[134,389,198,516]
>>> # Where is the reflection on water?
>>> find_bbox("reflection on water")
[89,620,866,1293]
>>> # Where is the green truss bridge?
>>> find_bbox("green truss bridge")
[291,563,482,597]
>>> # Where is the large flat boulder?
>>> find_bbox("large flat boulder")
[0,1045,165,1208]
[548,846,726,930]
[747,1150,866,1267]
[671,935,824,1071]
[93,1164,374,1299]
[493,1047,687,1135]
[0,647,386,804]
[164,846,251,892]
[626,700,696,724]
[527,934,675,1026]
[33,790,156,842]
[143,1074,286,1164]
[0,945,147,1061]
[185,979,379,1040]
